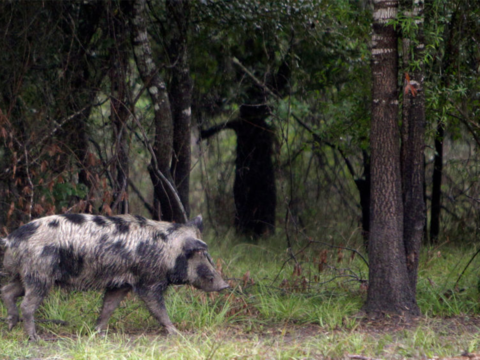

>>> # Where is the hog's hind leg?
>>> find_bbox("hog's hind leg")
[1,278,25,330]
[95,286,131,333]
[20,278,51,341]
[137,286,179,335]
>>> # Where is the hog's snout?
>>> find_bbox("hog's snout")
[215,278,230,292]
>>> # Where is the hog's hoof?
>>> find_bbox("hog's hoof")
[7,315,19,331]
[94,325,108,337]
[28,333,40,342]
[96,330,108,338]
[165,325,180,336]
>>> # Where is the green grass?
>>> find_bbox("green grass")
[1,233,480,359]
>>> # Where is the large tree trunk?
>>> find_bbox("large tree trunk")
[233,107,276,237]
[130,0,185,223]
[199,114,276,237]
[167,0,192,218]
[400,0,426,293]
[365,0,420,317]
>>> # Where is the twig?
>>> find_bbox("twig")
[0,318,68,326]
[454,247,480,289]
[23,145,34,221]
[309,239,369,268]
[232,57,279,99]
[348,355,382,360]
[130,113,187,223]
[128,178,154,216]
[1,103,105,178]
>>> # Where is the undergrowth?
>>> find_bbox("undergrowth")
[0,232,479,359]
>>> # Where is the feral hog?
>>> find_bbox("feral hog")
[1,214,228,340]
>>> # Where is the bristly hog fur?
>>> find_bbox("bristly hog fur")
[1,214,228,341]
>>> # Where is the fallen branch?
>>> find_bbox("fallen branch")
[348,355,382,360]
[0,317,68,326]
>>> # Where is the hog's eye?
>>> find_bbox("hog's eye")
[206,253,214,266]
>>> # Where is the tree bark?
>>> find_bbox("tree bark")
[356,150,371,248]
[365,0,420,317]
[167,0,192,218]
[130,0,185,223]
[199,116,277,237]
[430,123,443,243]
[429,8,459,244]
[233,109,276,237]
[109,5,130,215]
[400,0,426,293]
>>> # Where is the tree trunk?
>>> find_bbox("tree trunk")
[130,0,185,223]
[233,107,276,237]
[365,0,420,317]
[400,0,426,293]
[429,7,459,244]
[59,2,107,210]
[199,114,276,237]
[430,123,443,243]
[109,5,130,215]
[167,0,192,218]
[355,150,371,249]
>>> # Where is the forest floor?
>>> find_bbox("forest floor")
[1,239,480,359]
[1,296,480,359]
[1,315,480,359]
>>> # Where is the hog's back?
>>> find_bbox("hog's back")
[2,214,183,290]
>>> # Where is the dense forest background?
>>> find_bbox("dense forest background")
[0,0,479,317]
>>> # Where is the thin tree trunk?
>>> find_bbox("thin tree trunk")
[430,123,443,243]
[130,0,185,223]
[356,150,371,249]
[167,0,192,218]
[365,0,420,317]
[400,0,426,293]
[429,7,459,244]
[109,6,130,214]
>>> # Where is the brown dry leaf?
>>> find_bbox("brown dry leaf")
[293,263,302,277]
[7,202,14,221]
[33,204,44,215]
[46,204,56,215]
[242,271,250,288]
[103,204,112,216]
[216,258,223,274]
[41,160,48,173]
[319,249,328,263]
[87,152,97,167]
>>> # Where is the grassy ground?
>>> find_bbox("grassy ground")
[1,232,480,359]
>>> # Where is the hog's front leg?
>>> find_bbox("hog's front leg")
[136,286,179,335]
[20,288,48,341]
[1,280,25,331]
[95,286,131,332]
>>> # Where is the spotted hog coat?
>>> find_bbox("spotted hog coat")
[1,214,228,340]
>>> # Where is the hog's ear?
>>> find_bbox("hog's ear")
[183,237,208,253]
[187,215,203,233]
